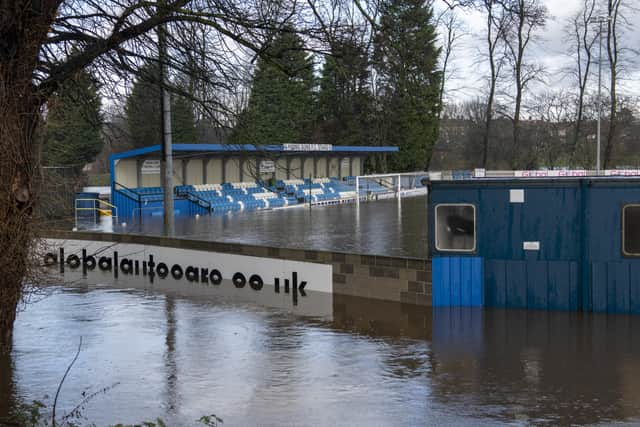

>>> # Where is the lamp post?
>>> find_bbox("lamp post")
[592,15,610,175]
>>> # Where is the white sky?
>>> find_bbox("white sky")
[440,0,640,107]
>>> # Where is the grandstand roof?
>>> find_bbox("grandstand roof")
[111,144,399,160]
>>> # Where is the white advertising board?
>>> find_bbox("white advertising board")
[259,160,275,173]
[42,239,334,317]
[515,170,587,177]
[141,159,161,174]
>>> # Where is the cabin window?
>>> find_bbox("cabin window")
[435,204,476,252]
[623,205,640,256]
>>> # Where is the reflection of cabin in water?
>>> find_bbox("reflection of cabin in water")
[428,177,640,314]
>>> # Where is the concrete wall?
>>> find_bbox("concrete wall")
[118,153,372,187]
[303,157,315,179]
[225,158,241,182]
[352,157,362,176]
[173,159,184,185]
[206,158,223,184]
[340,157,350,178]
[275,158,288,180]
[140,170,160,187]
[43,230,433,306]
[289,157,302,180]
[242,158,256,182]
[329,157,340,178]
[185,159,203,185]
[114,159,138,188]
[316,157,327,178]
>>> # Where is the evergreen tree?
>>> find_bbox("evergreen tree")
[171,93,197,144]
[125,62,196,148]
[232,30,315,146]
[373,0,441,171]
[317,38,374,146]
[41,69,103,172]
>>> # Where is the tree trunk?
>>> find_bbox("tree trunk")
[0,348,17,418]
[0,3,52,353]
[0,89,39,353]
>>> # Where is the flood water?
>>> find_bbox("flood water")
[3,285,640,426]
[104,196,429,259]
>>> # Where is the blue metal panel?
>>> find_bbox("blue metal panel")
[460,258,472,306]
[506,261,527,309]
[613,262,630,313]
[112,189,141,218]
[630,264,640,313]
[440,258,451,306]
[471,258,483,306]
[432,257,483,307]
[592,262,608,313]
[606,263,617,313]
[331,146,399,153]
[527,261,548,310]
[485,260,506,307]
[450,258,461,305]
[569,261,579,310]
[547,262,567,310]
[432,257,443,306]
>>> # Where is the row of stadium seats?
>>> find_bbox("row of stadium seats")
[184,182,294,213]
[120,176,392,216]
[344,177,392,194]
[277,178,361,204]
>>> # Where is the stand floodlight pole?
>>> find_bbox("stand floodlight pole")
[158,6,175,236]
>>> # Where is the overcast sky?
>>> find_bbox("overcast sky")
[440,0,640,107]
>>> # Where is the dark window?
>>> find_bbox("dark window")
[435,204,476,252]
[623,205,640,255]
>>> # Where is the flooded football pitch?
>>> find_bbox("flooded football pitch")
[3,285,640,426]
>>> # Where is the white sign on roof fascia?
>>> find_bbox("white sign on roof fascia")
[283,144,332,152]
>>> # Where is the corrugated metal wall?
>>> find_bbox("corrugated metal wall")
[430,179,640,314]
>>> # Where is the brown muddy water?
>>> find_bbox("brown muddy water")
[2,285,640,426]
[100,196,429,259]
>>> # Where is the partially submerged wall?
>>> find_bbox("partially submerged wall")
[42,230,433,306]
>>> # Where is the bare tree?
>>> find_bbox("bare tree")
[602,0,625,168]
[498,0,547,168]
[0,0,339,351]
[565,0,597,160]
[475,0,510,168]
[528,90,574,167]
[437,8,465,120]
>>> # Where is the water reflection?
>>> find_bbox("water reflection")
[3,287,640,426]
[163,297,177,413]
[101,196,429,258]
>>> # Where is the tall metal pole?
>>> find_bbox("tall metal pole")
[596,18,603,175]
[158,13,175,236]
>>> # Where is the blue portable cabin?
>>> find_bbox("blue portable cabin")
[428,176,640,314]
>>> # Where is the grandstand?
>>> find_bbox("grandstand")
[109,144,400,218]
